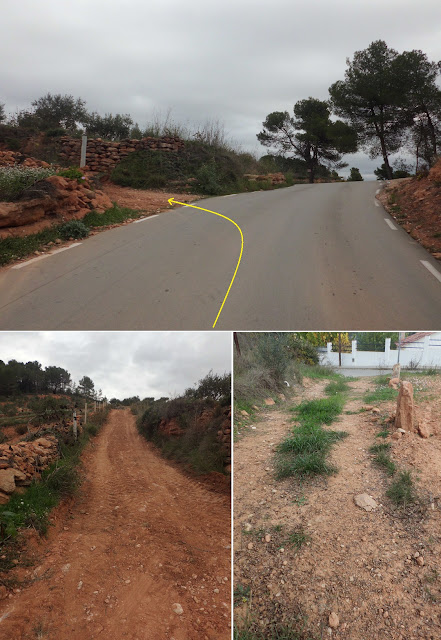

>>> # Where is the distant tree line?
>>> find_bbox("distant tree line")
[0,359,101,400]
[258,40,441,181]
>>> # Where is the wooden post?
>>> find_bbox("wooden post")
[80,135,87,168]
[73,411,78,440]
[84,402,87,425]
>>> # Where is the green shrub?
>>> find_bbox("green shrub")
[57,167,84,181]
[15,424,28,436]
[45,128,66,138]
[58,220,89,240]
[0,166,56,201]
[195,159,223,195]
[6,138,21,151]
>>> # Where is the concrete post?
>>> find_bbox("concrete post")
[351,340,357,365]
[422,334,431,365]
[385,338,391,364]
[73,411,78,440]
[80,135,87,168]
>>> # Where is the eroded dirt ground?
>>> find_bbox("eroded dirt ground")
[0,409,231,640]
[234,376,441,640]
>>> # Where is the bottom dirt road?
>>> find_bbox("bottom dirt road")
[0,409,231,640]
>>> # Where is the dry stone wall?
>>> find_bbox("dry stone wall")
[0,436,59,503]
[56,135,185,173]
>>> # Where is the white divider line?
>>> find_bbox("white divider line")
[384,218,397,230]
[133,214,159,223]
[376,188,381,195]
[420,260,441,284]
[375,200,380,207]
[11,243,82,270]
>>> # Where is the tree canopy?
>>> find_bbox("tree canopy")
[257,98,357,183]
[329,40,441,178]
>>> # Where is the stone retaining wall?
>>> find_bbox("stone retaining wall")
[56,135,184,173]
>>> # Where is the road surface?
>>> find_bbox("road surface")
[1,181,441,329]
[0,409,231,640]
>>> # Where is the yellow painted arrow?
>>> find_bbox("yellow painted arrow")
[168,198,243,328]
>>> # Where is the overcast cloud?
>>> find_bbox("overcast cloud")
[1,0,441,179]
[0,332,231,400]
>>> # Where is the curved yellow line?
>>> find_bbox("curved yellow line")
[170,199,244,328]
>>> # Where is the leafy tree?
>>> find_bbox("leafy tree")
[30,93,88,131]
[347,167,363,181]
[85,112,133,140]
[257,98,357,183]
[77,376,95,398]
[130,123,143,139]
[0,103,5,123]
[185,371,231,403]
[329,41,416,180]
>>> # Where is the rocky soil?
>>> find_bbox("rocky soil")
[0,409,231,640]
[234,375,441,640]
[377,159,441,259]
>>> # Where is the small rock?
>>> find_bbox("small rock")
[372,407,380,414]
[264,534,271,543]
[172,603,184,615]
[77,581,83,590]
[244,523,252,532]
[354,494,378,512]
[247,542,254,550]
[240,410,249,417]
[329,612,339,628]
[264,398,275,406]
[416,556,425,566]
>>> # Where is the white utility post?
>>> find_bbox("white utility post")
[73,410,78,440]
[80,135,87,168]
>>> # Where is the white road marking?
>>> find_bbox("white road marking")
[384,218,397,230]
[11,243,82,270]
[375,200,380,207]
[133,214,159,224]
[223,194,237,197]
[421,260,441,283]
[376,189,381,195]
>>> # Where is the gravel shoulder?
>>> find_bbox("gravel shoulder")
[234,376,441,639]
[0,409,231,640]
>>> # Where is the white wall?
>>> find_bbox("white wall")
[320,334,441,369]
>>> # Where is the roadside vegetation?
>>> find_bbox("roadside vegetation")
[0,203,140,266]
[133,371,230,475]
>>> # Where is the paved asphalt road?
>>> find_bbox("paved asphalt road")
[1,181,441,330]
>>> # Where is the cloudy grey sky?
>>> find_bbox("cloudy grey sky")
[0,332,231,400]
[1,0,441,179]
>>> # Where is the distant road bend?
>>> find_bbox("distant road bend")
[1,181,441,329]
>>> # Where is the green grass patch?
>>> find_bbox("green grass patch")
[324,377,350,395]
[386,471,417,506]
[276,396,347,478]
[376,430,390,438]
[297,363,340,379]
[364,384,398,404]
[285,528,310,549]
[234,583,251,607]
[369,442,391,453]
[234,624,314,640]
[372,450,396,476]
[0,205,140,267]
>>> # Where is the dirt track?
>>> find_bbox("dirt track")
[0,409,231,640]
[234,377,441,639]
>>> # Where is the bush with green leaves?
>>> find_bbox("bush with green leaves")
[58,220,90,240]
[57,167,84,181]
[0,165,56,201]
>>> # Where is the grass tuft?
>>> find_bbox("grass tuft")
[386,471,416,506]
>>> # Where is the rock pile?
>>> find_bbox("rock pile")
[56,136,185,173]
[244,172,286,185]
[0,436,59,504]
[0,150,51,168]
[0,174,112,232]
